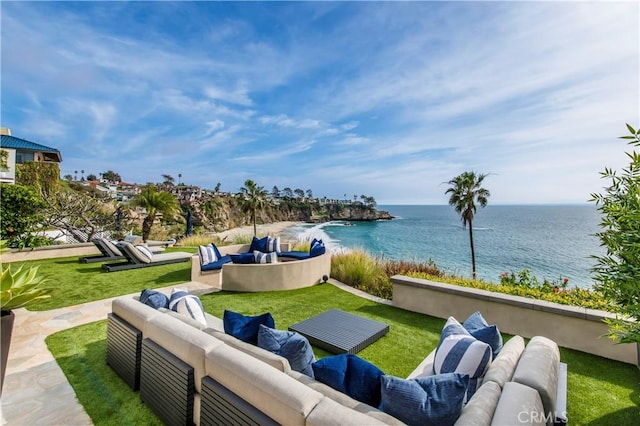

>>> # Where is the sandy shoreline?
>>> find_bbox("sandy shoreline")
[214,221,304,241]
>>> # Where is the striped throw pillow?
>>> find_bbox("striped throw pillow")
[266,236,281,253]
[254,250,277,264]
[168,288,207,326]
[136,245,154,261]
[434,333,492,401]
[199,244,218,267]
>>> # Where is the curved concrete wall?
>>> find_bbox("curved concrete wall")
[391,275,637,365]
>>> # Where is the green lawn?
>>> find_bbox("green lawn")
[13,250,196,311]
[47,284,640,425]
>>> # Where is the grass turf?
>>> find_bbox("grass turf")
[47,283,640,425]
[13,250,195,311]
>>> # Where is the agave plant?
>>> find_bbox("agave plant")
[0,240,51,312]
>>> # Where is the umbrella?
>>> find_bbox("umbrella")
[116,207,122,232]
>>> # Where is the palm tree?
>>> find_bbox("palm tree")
[131,185,182,241]
[238,179,267,236]
[445,171,490,279]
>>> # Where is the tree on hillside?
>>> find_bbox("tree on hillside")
[214,182,221,194]
[131,185,182,241]
[238,179,268,236]
[306,189,313,199]
[294,188,305,199]
[64,174,73,182]
[102,170,121,183]
[162,174,175,186]
[283,187,293,199]
[272,186,280,198]
[590,124,640,344]
[86,174,97,181]
[445,171,490,279]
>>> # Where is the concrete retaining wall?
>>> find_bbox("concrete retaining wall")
[1,243,99,263]
[391,275,637,365]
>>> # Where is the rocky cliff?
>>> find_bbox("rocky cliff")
[186,195,393,232]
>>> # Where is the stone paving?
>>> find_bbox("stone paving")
[0,281,212,426]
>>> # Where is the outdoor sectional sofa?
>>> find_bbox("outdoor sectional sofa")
[107,291,567,426]
[190,243,332,292]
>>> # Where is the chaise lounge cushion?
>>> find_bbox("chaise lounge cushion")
[312,354,384,408]
[380,373,469,426]
[258,325,315,378]
[223,310,275,345]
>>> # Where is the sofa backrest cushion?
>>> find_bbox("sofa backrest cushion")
[288,370,405,425]
[145,313,223,393]
[511,336,560,425]
[492,382,546,426]
[483,335,525,388]
[306,397,391,426]
[112,296,161,333]
[453,380,502,426]
[380,373,468,426]
[204,327,291,373]
[311,354,384,408]
[205,344,323,426]
[230,253,255,264]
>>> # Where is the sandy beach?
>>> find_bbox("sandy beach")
[214,221,303,241]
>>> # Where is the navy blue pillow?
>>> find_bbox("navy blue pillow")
[309,240,326,257]
[139,289,169,309]
[230,253,255,264]
[223,310,275,344]
[311,354,384,407]
[463,311,503,358]
[380,373,469,426]
[249,236,268,253]
[257,325,315,378]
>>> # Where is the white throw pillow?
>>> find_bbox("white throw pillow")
[198,244,218,266]
[254,250,278,264]
[136,245,154,261]
[168,288,207,326]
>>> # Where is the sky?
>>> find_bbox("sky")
[1,1,638,205]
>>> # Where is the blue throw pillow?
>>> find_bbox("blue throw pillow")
[380,373,469,426]
[311,354,384,407]
[257,325,315,378]
[140,289,169,309]
[309,240,326,257]
[230,253,255,264]
[249,236,268,253]
[223,310,275,345]
[463,311,503,358]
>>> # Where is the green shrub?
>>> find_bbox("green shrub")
[331,250,391,299]
[0,183,48,248]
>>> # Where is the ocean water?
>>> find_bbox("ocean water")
[288,205,604,289]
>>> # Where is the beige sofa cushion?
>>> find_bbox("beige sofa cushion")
[484,335,525,388]
[112,296,160,333]
[159,308,223,331]
[204,328,291,373]
[288,370,405,425]
[406,349,436,379]
[511,336,560,425]
[204,344,323,426]
[454,380,502,426]
[145,314,223,393]
[306,397,391,426]
[491,382,545,426]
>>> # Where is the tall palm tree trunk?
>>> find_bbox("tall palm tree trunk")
[252,210,257,236]
[468,219,476,279]
[142,215,154,242]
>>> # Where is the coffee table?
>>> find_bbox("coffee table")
[288,309,389,354]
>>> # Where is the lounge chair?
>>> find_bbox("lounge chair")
[102,241,191,272]
[80,238,164,263]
